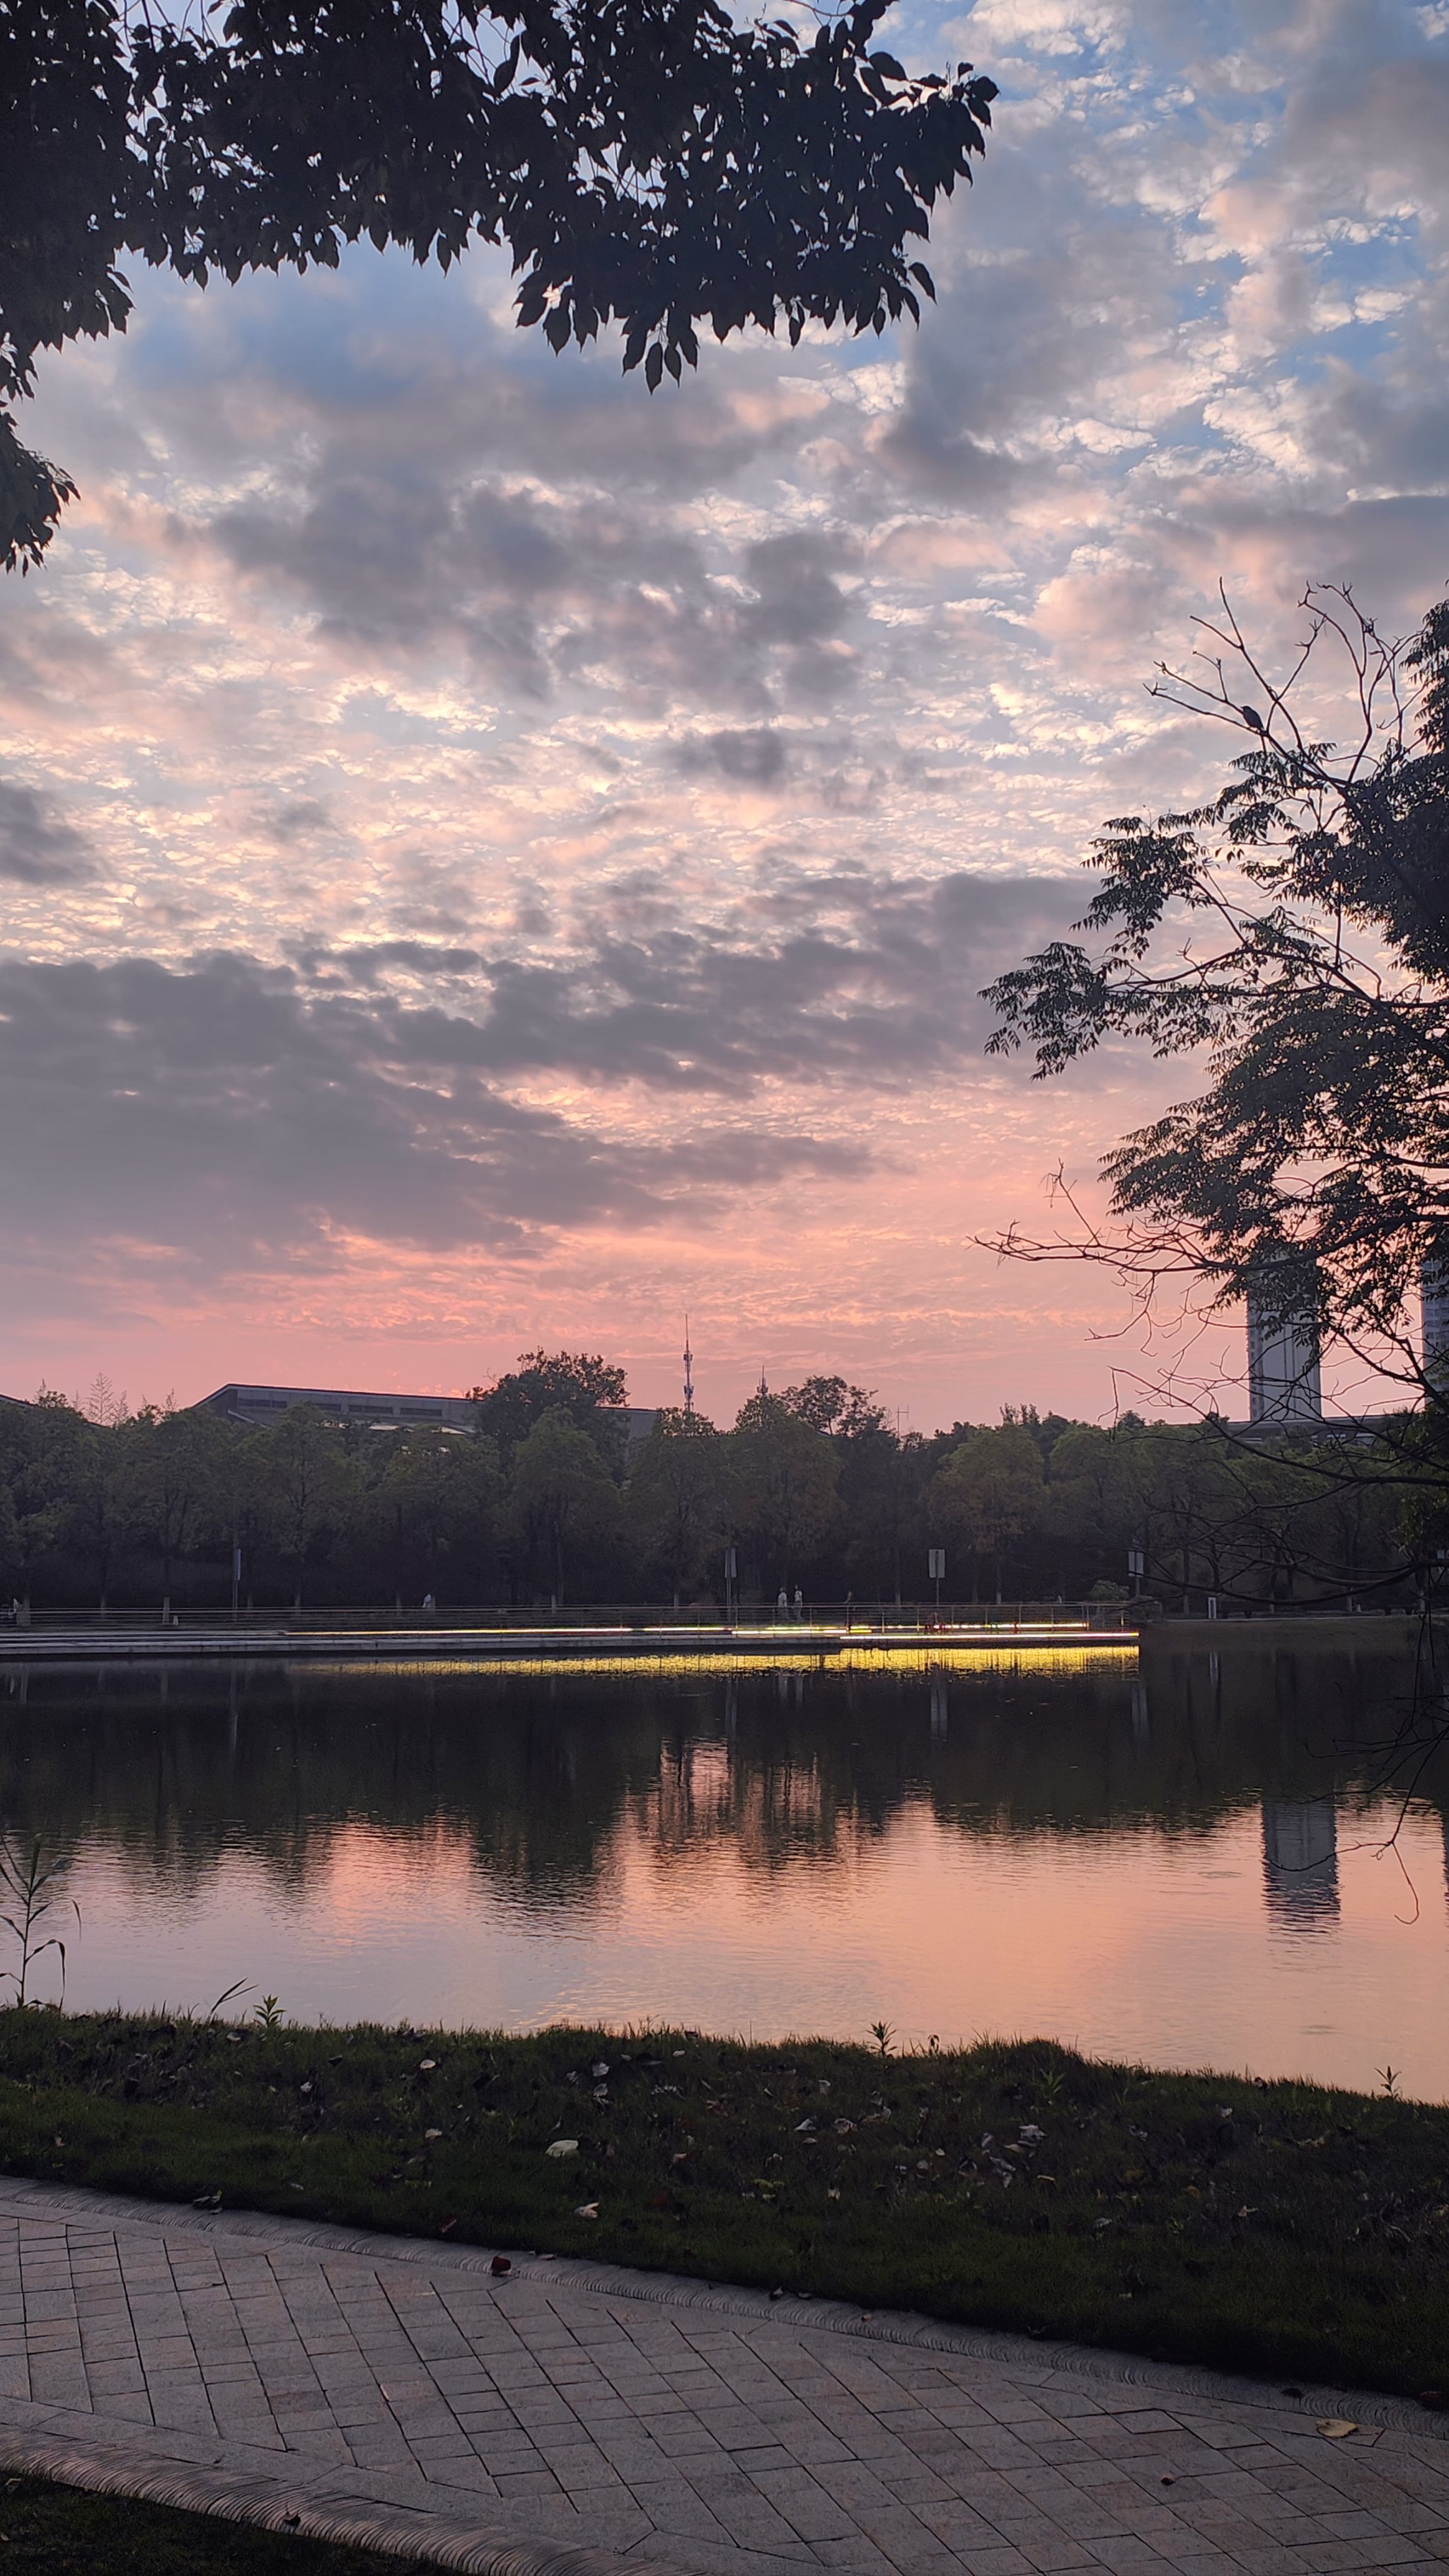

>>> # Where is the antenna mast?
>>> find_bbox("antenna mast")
[682,1317,695,1418]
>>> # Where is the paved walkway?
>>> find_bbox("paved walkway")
[0,2180,1445,2576]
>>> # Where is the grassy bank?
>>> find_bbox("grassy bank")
[1,2014,1448,2400]
[0,2473,404,2573]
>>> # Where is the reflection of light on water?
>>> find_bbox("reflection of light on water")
[14,1651,1449,2098]
[54,1792,1449,2100]
[324,1644,1136,1682]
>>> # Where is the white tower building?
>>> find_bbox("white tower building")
[1247,1258,1322,1425]
[1422,1253,1449,1376]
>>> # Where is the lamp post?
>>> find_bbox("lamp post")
[928,1547,945,1618]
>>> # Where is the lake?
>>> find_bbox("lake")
[1,1638,1445,2098]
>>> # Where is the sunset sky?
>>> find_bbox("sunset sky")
[3,0,1446,1429]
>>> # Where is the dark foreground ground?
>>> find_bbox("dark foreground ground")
[2,2017,1447,2404]
[0,2473,408,2571]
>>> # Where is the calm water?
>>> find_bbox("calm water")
[1,1642,1446,2097]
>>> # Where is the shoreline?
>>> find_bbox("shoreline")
[1,2013,1446,2403]
[1142,1612,1433,1648]
[0,1620,1136,1666]
[1,1611,1438,1665]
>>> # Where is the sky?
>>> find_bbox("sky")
[3,0,1448,1430]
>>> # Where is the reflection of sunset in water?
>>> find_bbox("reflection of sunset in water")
[4,1648,1447,2098]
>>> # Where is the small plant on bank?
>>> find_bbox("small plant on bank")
[0,1837,78,2008]
[255,1994,285,2033]
[204,1978,252,2021]
[869,2019,894,2057]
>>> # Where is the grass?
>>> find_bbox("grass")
[1,2012,1448,2400]
[0,2473,405,2572]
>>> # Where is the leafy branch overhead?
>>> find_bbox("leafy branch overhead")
[983,587,1449,1391]
[0,0,995,565]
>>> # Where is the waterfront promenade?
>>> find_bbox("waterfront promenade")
[1,2176,1446,2575]
[0,1622,1134,1667]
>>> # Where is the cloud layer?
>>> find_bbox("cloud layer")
[1,0,1446,1418]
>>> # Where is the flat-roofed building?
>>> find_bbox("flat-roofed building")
[199,1382,480,1432]
[197,1383,657,1441]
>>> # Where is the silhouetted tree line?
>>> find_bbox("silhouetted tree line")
[0,1352,1429,1616]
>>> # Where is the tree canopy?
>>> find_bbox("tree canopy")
[470,1347,628,1464]
[985,587,1449,1402]
[1,0,995,568]
[0,1375,1431,1615]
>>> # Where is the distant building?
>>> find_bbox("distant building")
[1246,1257,1322,1426]
[1423,1252,1449,1376]
[199,1382,480,1432]
[196,1382,657,1441]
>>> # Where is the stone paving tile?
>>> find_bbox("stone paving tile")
[1,2182,1448,2576]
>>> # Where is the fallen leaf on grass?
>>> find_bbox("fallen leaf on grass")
[575,2202,600,2219]
[545,2138,579,2158]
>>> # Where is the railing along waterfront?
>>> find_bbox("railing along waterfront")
[1,1599,1138,1635]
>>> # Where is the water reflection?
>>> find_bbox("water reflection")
[0,1640,1443,2093]
[1262,1799,1340,1931]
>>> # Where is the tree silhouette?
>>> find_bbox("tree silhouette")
[2,0,995,567]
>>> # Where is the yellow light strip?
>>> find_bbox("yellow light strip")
[318,1644,1137,1682]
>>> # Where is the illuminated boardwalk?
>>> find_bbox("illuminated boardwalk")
[0,2178,1446,2574]
[0,1624,1135,1673]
